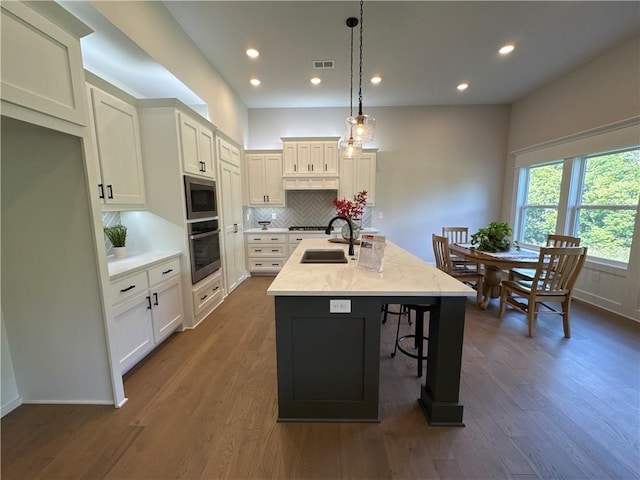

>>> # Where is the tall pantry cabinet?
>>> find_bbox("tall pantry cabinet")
[218,137,247,293]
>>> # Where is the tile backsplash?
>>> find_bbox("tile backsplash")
[246,190,371,229]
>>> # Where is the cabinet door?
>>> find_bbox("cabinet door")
[113,292,154,374]
[323,142,339,175]
[246,154,267,205]
[283,143,298,175]
[298,143,312,174]
[90,88,146,206]
[198,126,215,179]
[339,155,357,201]
[150,278,183,344]
[264,154,284,205]
[179,113,202,175]
[308,142,324,174]
[220,161,246,292]
[355,153,376,205]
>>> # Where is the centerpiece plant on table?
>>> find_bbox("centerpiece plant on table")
[470,221,519,252]
[332,190,367,240]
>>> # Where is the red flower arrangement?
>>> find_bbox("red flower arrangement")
[332,190,368,220]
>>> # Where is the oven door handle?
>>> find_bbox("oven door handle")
[189,230,220,240]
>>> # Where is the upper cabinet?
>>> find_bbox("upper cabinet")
[245,151,285,206]
[179,113,215,179]
[0,1,91,136]
[87,84,146,209]
[339,151,377,205]
[282,138,340,177]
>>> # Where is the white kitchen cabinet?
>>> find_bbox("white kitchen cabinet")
[110,257,183,374]
[288,232,330,259]
[245,152,285,206]
[246,233,288,274]
[179,112,215,179]
[87,85,146,209]
[281,138,340,177]
[339,151,377,205]
[219,138,247,293]
[0,1,91,135]
[192,272,223,318]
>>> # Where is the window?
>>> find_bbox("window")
[518,162,563,246]
[514,146,639,266]
[574,148,640,263]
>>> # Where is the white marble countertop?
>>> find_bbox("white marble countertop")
[107,251,182,279]
[245,228,290,234]
[267,239,474,297]
[245,227,379,234]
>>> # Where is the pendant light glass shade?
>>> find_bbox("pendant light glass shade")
[346,113,375,144]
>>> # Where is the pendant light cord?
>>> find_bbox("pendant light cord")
[349,21,354,118]
[358,0,364,116]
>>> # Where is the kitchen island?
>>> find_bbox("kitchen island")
[267,238,474,426]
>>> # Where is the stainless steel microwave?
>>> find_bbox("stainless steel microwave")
[184,175,217,220]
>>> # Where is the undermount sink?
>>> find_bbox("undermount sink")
[300,249,348,264]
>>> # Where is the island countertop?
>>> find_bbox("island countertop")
[267,238,474,297]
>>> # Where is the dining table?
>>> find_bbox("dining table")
[448,243,540,309]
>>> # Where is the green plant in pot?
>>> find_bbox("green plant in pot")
[470,221,518,252]
[104,223,128,258]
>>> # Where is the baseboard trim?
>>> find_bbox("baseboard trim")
[1,396,22,417]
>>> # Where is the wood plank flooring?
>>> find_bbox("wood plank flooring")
[2,276,639,479]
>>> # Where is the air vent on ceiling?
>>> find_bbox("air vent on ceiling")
[312,60,335,69]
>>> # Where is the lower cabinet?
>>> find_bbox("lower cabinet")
[192,272,224,319]
[246,232,288,274]
[111,257,183,374]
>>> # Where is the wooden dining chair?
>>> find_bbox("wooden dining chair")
[509,234,581,281]
[442,226,479,271]
[433,234,483,307]
[499,246,587,337]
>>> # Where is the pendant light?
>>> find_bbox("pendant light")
[346,0,375,144]
[340,16,362,158]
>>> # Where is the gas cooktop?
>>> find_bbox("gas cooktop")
[288,226,333,231]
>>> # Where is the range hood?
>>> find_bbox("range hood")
[282,176,339,191]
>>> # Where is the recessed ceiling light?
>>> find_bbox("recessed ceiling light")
[250,78,261,86]
[371,76,382,85]
[457,83,469,91]
[246,48,259,58]
[499,44,515,55]
[310,77,321,85]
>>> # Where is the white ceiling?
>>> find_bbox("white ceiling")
[63,1,640,110]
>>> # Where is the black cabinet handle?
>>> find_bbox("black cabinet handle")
[120,285,136,293]
[266,195,270,202]
[162,269,173,275]
[98,184,105,199]
[234,223,238,233]
[293,164,297,172]
[200,294,208,301]
[270,238,278,241]
[107,185,114,199]
[213,286,219,291]
[146,296,152,309]
[255,263,263,266]
[153,293,159,306]
[255,249,262,252]
[271,249,279,252]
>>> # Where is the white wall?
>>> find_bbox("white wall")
[1,119,114,404]
[1,312,20,416]
[89,0,248,145]
[249,105,511,261]
[504,37,640,321]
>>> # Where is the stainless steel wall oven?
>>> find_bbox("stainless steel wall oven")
[188,219,221,284]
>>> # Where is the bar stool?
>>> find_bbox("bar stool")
[381,304,410,325]
[392,304,431,377]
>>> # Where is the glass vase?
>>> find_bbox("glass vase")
[341,219,362,241]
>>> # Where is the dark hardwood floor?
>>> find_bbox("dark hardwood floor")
[2,276,639,479]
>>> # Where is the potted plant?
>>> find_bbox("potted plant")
[470,221,518,252]
[332,190,367,240]
[104,223,128,258]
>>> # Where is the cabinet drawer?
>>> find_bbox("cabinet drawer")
[288,232,329,246]
[111,271,149,304]
[248,245,287,257]
[192,275,223,317]
[249,258,285,271]
[247,234,287,243]
[148,258,181,286]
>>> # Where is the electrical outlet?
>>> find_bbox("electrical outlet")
[330,299,351,313]
[377,211,384,219]
[271,212,277,220]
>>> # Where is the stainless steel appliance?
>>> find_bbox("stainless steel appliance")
[184,175,217,219]
[188,219,221,284]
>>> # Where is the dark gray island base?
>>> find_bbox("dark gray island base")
[274,294,467,426]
